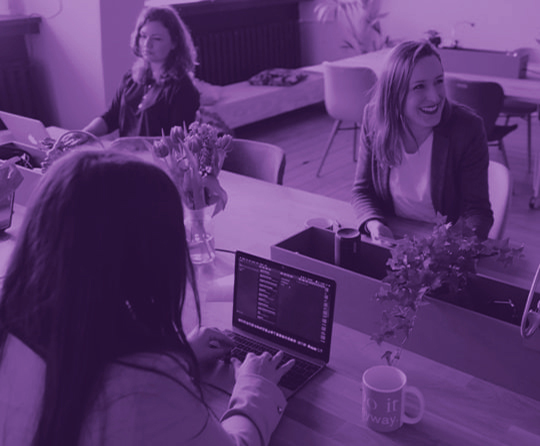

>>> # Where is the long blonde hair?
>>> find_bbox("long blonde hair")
[367,40,442,166]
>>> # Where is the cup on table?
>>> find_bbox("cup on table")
[334,227,361,271]
[362,365,425,433]
[305,216,335,231]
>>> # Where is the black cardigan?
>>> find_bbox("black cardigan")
[352,100,494,239]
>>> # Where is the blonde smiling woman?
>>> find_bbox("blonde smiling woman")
[352,40,494,242]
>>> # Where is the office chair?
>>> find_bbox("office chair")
[487,160,512,240]
[222,138,286,185]
[446,78,518,169]
[316,62,377,177]
[500,47,540,173]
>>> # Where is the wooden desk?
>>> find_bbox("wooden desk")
[3,170,540,445]
[201,300,540,446]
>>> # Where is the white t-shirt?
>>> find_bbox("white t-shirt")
[390,132,437,223]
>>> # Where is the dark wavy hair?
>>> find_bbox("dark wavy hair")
[130,5,197,84]
[0,149,204,445]
[366,40,443,166]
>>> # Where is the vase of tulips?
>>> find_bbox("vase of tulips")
[152,122,233,264]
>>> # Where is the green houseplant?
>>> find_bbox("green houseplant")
[314,0,390,53]
[372,216,524,365]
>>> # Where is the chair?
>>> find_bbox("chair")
[500,48,540,173]
[222,138,286,185]
[316,62,377,177]
[487,160,512,240]
[446,78,518,169]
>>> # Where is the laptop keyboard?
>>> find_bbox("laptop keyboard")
[225,330,321,391]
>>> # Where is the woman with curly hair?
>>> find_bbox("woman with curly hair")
[84,6,200,137]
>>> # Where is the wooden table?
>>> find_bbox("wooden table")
[192,175,540,445]
[3,170,540,445]
[305,49,540,104]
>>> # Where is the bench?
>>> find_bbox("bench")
[200,69,324,129]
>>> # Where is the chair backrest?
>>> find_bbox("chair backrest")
[487,160,511,240]
[445,78,504,136]
[322,62,377,122]
[222,138,286,185]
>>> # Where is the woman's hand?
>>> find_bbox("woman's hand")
[366,219,394,246]
[187,327,235,365]
[231,351,295,385]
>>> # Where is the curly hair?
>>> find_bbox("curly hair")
[130,5,198,84]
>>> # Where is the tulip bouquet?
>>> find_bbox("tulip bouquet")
[151,122,233,264]
[152,122,233,214]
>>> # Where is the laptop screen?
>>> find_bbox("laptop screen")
[233,251,336,362]
[0,111,49,148]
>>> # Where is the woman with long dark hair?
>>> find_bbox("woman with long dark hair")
[352,40,493,241]
[83,5,200,137]
[0,150,292,445]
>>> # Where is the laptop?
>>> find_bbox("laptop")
[0,111,50,148]
[203,251,336,400]
[0,111,50,164]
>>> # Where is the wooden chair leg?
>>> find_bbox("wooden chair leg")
[316,120,341,177]
[527,113,532,173]
[353,122,358,163]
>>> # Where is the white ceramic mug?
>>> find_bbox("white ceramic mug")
[362,365,425,432]
[305,217,335,230]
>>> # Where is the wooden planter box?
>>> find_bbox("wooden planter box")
[271,227,540,400]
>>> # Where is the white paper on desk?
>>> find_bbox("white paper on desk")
[204,274,234,302]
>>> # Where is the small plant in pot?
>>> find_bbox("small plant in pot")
[371,215,524,365]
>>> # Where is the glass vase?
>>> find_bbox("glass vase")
[183,205,216,264]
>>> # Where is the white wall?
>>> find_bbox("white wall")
[18,0,143,129]
[301,0,540,65]
[23,0,105,128]
[99,0,143,108]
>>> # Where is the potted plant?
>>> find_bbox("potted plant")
[372,216,524,365]
[314,0,390,53]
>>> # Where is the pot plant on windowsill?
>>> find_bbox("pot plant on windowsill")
[371,215,524,366]
[314,0,391,54]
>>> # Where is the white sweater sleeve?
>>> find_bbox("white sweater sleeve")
[221,374,287,446]
[81,358,286,446]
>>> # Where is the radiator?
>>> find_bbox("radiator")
[0,62,36,118]
[192,20,301,86]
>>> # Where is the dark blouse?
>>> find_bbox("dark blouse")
[102,71,200,137]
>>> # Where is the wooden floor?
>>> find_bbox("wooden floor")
[236,103,540,273]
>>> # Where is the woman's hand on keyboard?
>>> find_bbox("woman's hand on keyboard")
[231,351,295,385]
[187,326,235,365]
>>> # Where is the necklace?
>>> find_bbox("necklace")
[138,81,154,111]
